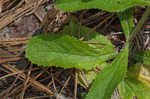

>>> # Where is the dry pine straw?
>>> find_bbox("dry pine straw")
[0,1,150,99]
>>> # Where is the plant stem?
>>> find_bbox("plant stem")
[129,7,150,42]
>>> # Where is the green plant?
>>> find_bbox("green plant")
[25,0,150,99]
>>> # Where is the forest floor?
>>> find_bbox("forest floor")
[0,0,150,99]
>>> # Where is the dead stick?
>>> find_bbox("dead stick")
[2,64,54,95]
[74,69,78,99]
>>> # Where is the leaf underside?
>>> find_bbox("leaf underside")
[26,34,115,70]
[54,0,150,12]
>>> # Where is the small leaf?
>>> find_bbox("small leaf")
[78,63,108,88]
[128,64,150,88]
[117,8,134,40]
[54,0,150,12]
[119,76,150,99]
[119,79,134,99]
[87,34,115,56]
[62,20,96,39]
[78,70,98,88]
[26,34,115,70]
[132,51,150,65]
[62,22,116,55]
[85,45,129,99]
[119,64,150,99]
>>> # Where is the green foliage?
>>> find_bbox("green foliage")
[54,0,150,12]
[119,76,150,99]
[81,0,92,2]
[78,70,98,88]
[132,51,150,65]
[25,0,150,99]
[127,64,150,87]
[26,34,115,70]
[85,45,129,99]
[78,62,108,88]
[63,21,115,54]
[119,64,150,99]
[62,18,99,39]
[117,8,134,40]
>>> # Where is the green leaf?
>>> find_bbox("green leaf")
[78,62,109,88]
[62,22,116,55]
[119,76,150,99]
[78,63,109,88]
[119,64,150,99]
[62,19,96,39]
[117,8,134,40]
[85,45,129,99]
[127,64,150,87]
[25,34,115,70]
[54,0,150,12]
[78,70,98,88]
[119,79,134,99]
[87,34,115,56]
[132,51,150,65]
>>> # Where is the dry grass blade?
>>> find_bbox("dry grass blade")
[0,37,30,64]
[0,71,23,80]
[80,14,114,40]
[59,75,71,94]
[0,75,21,98]
[74,69,78,99]
[0,0,47,29]
[24,95,53,99]
[2,64,54,95]
[20,64,33,99]
[0,57,22,64]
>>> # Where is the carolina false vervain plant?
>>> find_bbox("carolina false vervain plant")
[26,0,150,99]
